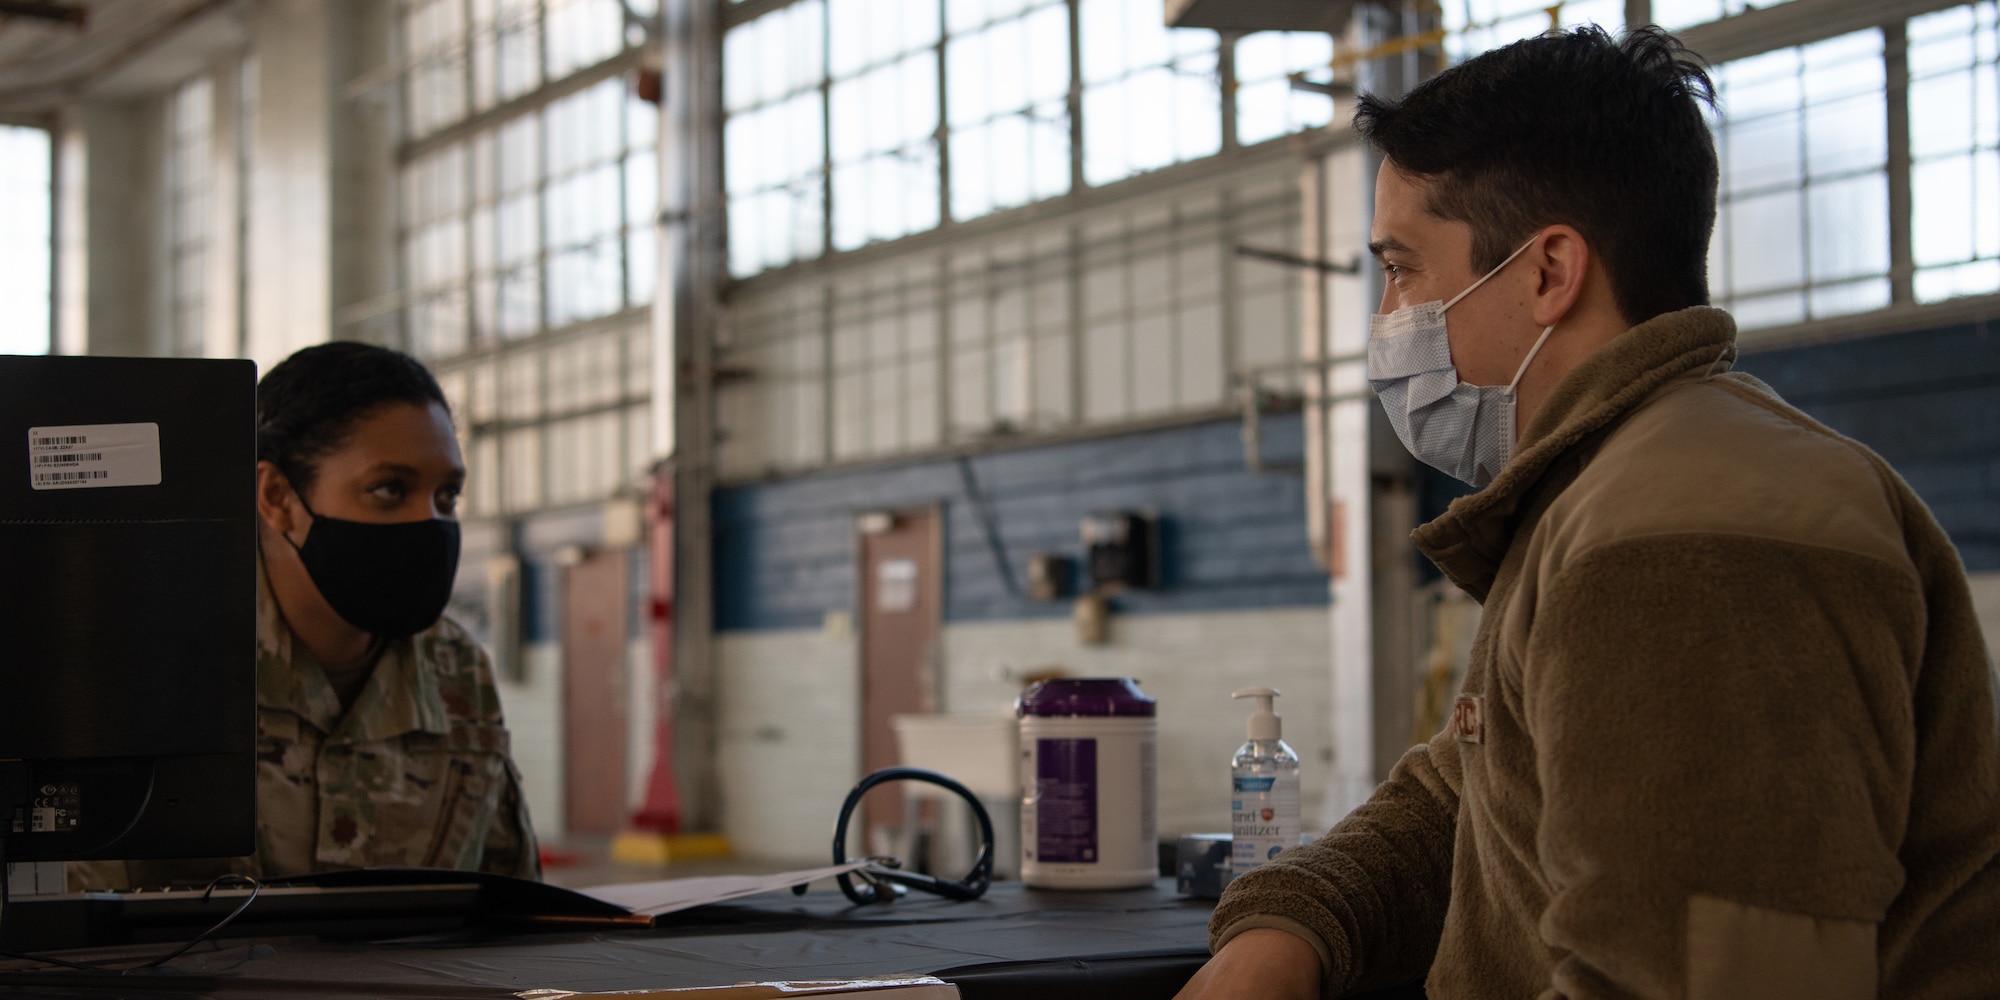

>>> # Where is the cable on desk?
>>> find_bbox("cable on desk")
[826,767,995,906]
[130,874,263,970]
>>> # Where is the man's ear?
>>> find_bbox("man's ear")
[255,461,301,538]
[1528,224,1590,328]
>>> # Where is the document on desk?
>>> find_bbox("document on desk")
[576,860,875,918]
[522,975,959,997]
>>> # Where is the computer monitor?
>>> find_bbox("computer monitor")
[0,355,257,865]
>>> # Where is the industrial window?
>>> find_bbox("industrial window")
[1234,32,1335,148]
[723,0,826,276]
[394,0,658,518]
[1443,0,1624,63]
[947,0,1071,223]
[1908,1,2000,303]
[168,76,214,359]
[828,0,941,251]
[1706,29,1892,329]
[1077,0,1219,187]
[0,125,50,356]
[727,0,1380,278]
[395,2,655,358]
[1654,0,1799,32]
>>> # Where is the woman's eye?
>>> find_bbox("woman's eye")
[436,487,462,513]
[368,481,408,502]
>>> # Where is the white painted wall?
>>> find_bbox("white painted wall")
[500,641,566,844]
[942,608,1335,837]
[498,634,660,849]
[715,627,860,862]
[714,605,1334,862]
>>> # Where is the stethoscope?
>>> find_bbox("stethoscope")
[812,766,996,906]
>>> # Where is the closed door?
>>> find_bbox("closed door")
[564,548,630,836]
[859,508,942,848]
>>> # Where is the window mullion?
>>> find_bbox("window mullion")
[936,0,952,226]
[1885,17,1915,306]
[1066,0,1083,193]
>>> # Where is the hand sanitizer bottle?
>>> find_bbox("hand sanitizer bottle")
[1230,687,1300,876]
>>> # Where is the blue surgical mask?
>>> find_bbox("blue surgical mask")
[1366,237,1557,488]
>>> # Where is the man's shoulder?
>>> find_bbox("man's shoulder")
[1548,373,1913,568]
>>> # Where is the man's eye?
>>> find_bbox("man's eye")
[1381,262,1406,280]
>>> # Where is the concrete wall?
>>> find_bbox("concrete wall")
[713,415,1329,632]
[708,414,1339,859]
[714,605,1335,862]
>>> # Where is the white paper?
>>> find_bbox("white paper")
[519,976,959,998]
[28,422,162,490]
[577,860,874,917]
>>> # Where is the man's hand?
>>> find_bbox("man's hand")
[1172,928,1324,1000]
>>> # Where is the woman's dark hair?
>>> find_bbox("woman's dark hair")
[256,341,451,496]
[1353,25,1719,326]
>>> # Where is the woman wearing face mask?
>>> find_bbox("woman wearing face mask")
[74,342,539,888]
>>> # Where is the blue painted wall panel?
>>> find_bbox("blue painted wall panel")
[712,415,1329,632]
[1737,319,2000,572]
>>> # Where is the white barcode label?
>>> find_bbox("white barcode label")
[28,423,162,490]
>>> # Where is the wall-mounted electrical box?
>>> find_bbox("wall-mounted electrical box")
[1026,553,1074,601]
[1081,510,1159,592]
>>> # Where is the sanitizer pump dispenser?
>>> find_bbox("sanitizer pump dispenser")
[1230,687,1300,876]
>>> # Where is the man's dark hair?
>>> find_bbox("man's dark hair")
[1353,26,1718,326]
[256,341,451,496]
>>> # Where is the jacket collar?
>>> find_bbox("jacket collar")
[1411,306,1740,600]
[255,551,451,743]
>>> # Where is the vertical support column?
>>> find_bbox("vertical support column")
[207,56,244,360]
[1321,140,1382,823]
[65,99,160,357]
[656,0,726,832]
[1884,19,1914,306]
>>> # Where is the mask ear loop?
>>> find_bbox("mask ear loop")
[1442,235,1542,313]
[279,481,318,555]
[1704,343,1736,379]
[1508,323,1558,392]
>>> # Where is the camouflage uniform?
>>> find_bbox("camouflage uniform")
[71,562,540,889]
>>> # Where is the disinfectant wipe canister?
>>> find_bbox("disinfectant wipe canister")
[1017,678,1157,889]
[1230,687,1300,876]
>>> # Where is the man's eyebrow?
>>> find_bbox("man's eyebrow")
[1368,237,1415,259]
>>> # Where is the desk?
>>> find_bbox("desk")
[0,879,1216,999]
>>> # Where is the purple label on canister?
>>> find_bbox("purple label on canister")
[1035,737,1098,863]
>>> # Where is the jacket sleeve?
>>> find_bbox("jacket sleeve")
[1526,535,1914,1000]
[477,757,543,880]
[1207,727,1462,996]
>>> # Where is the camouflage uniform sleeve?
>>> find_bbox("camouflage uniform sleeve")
[478,756,542,880]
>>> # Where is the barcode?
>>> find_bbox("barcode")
[32,452,102,465]
[34,470,110,484]
[32,435,86,447]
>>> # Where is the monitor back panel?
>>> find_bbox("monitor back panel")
[0,355,257,859]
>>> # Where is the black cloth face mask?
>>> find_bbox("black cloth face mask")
[286,497,462,639]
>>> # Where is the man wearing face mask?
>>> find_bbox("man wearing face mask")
[73,343,539,888]
[1176,24,1999,1000]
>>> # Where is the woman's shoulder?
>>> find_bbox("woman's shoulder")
[410,614,509,724]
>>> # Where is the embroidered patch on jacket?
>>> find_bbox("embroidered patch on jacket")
[1451,694,1485,744]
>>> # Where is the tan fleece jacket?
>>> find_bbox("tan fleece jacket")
[1210,307,2000,999]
